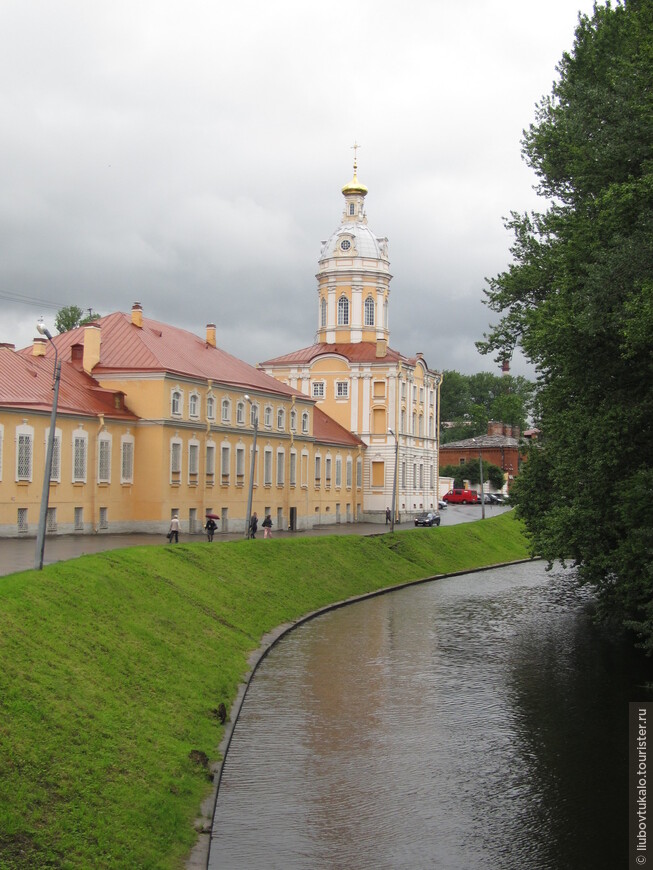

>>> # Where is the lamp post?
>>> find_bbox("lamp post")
[473,438,486,521]
[389,428,399,533]
[244,394,258,538]
[35,319,62,570]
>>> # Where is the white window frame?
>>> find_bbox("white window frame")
[276,448,285,486]
[289,449,297,486]
[189,391,200,419]
[356,457,362,488]
[171,388,183,417]
[320,297,327,328]
[206,395,216,422]
[335,380,349,399]
[312,382,325,399]
[314,453,321,485]
[46,427,62,483]
[236,401,245,425]
[221,444,230,484]
[346,456,352,488]
[277,408,285,430]
[72,429,88,483]
[264,405,273,428]
[221,397,231,423]
[302,411,309,433]
[264,447,273,486]
[337,295,349,326]
[16,424,34,482]
[236,445,245,483]
[120,434,135,484]
[290,409,297,431]
[364,295,375,326]
[188,439,200,481]
[170,437,182,481]
[206,441,216,477]
[325,455,332,485]
[335,455,342,487]
[97,433,112,484]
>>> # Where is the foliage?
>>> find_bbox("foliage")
[440,460,505,490]
[440,369,534,443]
[0,516,529,868]
[477,1,653,650]
[55,305,100,333]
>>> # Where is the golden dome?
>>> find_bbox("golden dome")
[341,171,368,196]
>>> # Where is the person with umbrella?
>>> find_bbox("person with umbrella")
[204,513,218,542]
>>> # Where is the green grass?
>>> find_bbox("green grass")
[0,512,530,868]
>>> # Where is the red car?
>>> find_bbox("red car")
[442,488,480,505]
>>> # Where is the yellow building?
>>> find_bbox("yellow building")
[260,160,442,521]
[0,305,365,538]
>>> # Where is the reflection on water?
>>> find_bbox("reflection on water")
[210,562,651,869]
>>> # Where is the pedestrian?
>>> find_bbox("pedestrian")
[205,516,217,542]
[168,513,180,544]
[385,506,391,524]
[249,512,258,539]
[262,514,272,538]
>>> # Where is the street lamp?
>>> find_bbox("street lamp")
[35,319,62,570]
[388,428,399,533]
[244,394,258,538]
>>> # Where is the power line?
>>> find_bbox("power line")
[0,289,70,311]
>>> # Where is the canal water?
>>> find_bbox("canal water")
[210,561,651,869]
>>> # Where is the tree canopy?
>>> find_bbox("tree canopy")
[55,306,100,334]
[477,1,653,650]
[439,369,534,443]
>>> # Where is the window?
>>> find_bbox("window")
[302,411,309,433]
[335,381,349,399]
[99,507,108,529]
[236,446,245,482]
[412,385,417,402]
[221,445,230,483]
[236,401,245,424]
[413,463,418,487]
[48,429,61,482]
[346,456,352,488]
[373,381,386,398]
[349,203,355,216]
[221,398,231,423]
[264,405,273,428]
[207,396,216,421]
[171,389,182,417]
[74,507,83,530]
[325,456,332,484]
[341,238,351,250]
[98,434,112,483]
[401,381,406,400]
[312,382,325,399]
[47,507,57,532]
[320,297,327,328]
[289,449,297,486]
[277,408,285,430]
[372,461,385,487]
[170,439,182,478]
[276,449,285,486]
[401,409,406,433]
[189,392,200,419]
[401,461,406,488]
[337,295,349,326]
[189,442,200,478]
[364,296,375,326]
[206,442,216,476]
[412,412,417,433]
[356,457,362,488]
[73,430,88,483]
[121,436,134,484]
[335,456,342,487]
[314,454,321,484]
[419,464,424,489]
[17,508,28,533]
[250,404,259,427]
[264,448,273,486]
[16,426,33,482]
[290,409,297,431]
[420,387,424,403]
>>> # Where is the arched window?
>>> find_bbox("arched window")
[206,395,216,421]
[221,398,231,423]
[290,409,297,431]
[364,296,375,326]
[277,408,285,430]
[337,295,349,326]
[302,411,309,434]
[236,401,245,424]
[171,389,182,417]
[320,297,327,328]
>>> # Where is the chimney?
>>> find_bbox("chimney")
[131,302,143,328]
[83,324,101,373]
[376,339,387,358]
[488,420,503,436]
[206,323,216,348]
[32,337,47,357]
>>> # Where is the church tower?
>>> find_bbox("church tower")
[259,154,442,524]
[316,154,391,350]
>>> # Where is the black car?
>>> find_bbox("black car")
[414,511,441,527]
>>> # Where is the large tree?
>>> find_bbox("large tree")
[478,1,653,650]
[440,369,534,443]
[55,305,100,334]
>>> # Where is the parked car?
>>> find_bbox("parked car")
[442,489,480,505]
[438,499,447,510]
[414,511,441,527]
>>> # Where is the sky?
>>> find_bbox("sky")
[1,0,600,378]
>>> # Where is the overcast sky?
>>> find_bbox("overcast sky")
[1,0,599,378]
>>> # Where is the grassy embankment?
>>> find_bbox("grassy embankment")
[0,511,530,868]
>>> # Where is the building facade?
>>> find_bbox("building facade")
[439,421,522,492]
[260,161,442,521]
[0,305,365,538]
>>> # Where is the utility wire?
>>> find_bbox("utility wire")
[0,289,70,311]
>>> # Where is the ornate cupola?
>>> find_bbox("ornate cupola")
[316,149,391,346]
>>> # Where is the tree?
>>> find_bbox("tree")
[477,1,653,650]
[55,306,100,334]
[440,369,534,443]
[440,461,504,491]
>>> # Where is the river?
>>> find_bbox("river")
[209,561,650,869]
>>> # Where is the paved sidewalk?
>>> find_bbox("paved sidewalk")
[0,504,509,577]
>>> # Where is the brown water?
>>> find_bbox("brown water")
[209,561,651,869]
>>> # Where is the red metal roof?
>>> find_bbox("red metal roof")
[312,407,365,448]
[0,348,138,420]
[259,342,407,367]
[18,312,307,400]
